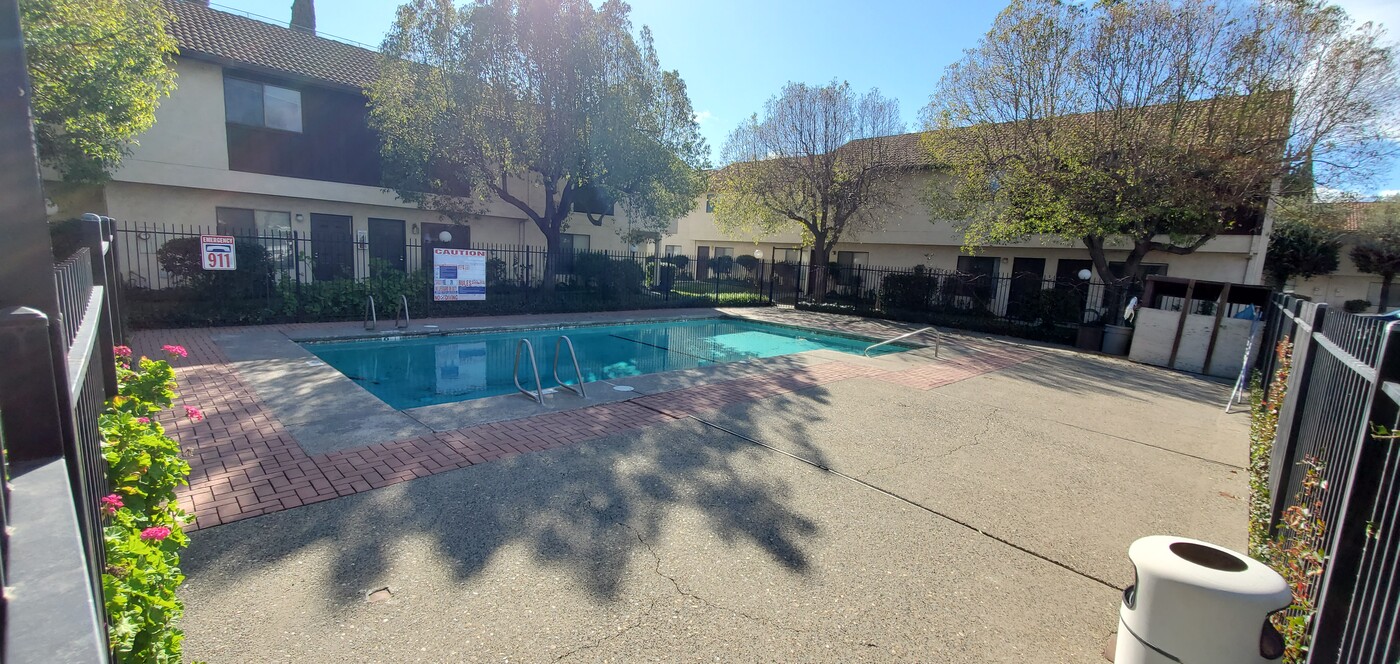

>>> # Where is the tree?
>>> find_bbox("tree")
[368,0,708,283]
[926,0,1398,318]
[1351,196,1400,311]
[711,81,903,299]
[20,0,177,183]
[1264,200,1343,289]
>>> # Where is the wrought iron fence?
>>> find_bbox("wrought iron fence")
[1259,292,1400,662]
[112,222,767,328]
[768,258,1128,344]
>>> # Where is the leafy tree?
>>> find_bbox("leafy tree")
[1264,200,1344,289]
[926,0,1398,319]
[20,0,177,183]
[1350,196,1400,311]
[368,0,709,283]
[711,81,904,299]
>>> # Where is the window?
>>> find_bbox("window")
[572,185,615,216]
[705,194,715,213]
[665,245,681,257]
[215,207,291,236]
[558,233,591,273]
[712,246,734,258]
[836,251,869,268]
[777,248,805,263]
[224,77,303,132]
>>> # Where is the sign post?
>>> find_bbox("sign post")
[199,235,236,271]
[432,248,487,301]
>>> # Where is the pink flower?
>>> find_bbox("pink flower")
[136,417,150,424]
[184,405,203,421]
[139,526,171,542]
[114,346,132,358]
[100,494,124,516]
[161,344,188,359]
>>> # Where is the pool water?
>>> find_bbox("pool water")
[304,318,907,409]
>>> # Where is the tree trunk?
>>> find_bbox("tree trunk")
[1381,273,1394,312]
[540,224,562,287]
[807,235,829,303]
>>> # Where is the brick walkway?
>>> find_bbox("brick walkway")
[131,324,1036,531]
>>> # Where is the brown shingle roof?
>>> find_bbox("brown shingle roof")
[164,0,378,89]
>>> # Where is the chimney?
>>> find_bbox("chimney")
[290,0,315,34]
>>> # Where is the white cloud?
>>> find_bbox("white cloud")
[1380,189,1400,198]
[1332,0,1400,31]
[693,110,714,125]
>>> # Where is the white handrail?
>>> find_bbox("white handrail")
[553,336,587,398]
[363,295,377,330]
[864,326,939,357]
[395,294,410,329]
[513,339,546,404]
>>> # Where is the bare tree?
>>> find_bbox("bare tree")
[712,81,904,298]
[927,0,1398,313]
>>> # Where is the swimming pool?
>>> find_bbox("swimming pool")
[303,318,909,409]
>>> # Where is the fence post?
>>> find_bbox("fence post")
[714,263,720,305]
[1308,321,1400,661]
[79,214,118,396]
[1268,301,1327,530]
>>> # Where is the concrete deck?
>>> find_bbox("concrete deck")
[134,307,1249,662]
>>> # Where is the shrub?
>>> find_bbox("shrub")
[102,344,196,663]
[712,254,734,276]
[1344,298,1372,313]
[880,268,939,310]
[1019,287,1082,329]
[155,236,275,299]
[663,254,690,271]
[572,251,644,299]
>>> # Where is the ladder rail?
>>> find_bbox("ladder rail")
[395,294,410,329]
[864,326,939,357]
[513,338,546,404]
[553,335,587,398]
[364,295,377,330]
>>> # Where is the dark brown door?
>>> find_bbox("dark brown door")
[368,218,406,275]
[1007,257,1046,320]
[310,214,354,281]
[696,245,710,280]
[420,222,470,276]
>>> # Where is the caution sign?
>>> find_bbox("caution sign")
[432,248,487,301]
[200,235,236,271]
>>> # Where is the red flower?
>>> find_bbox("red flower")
[136,417,151,424]
[139,526,171,542]
[114,345,132,358]
[100,494,124,516]
[184,405,203,421]
[161,344,188,359]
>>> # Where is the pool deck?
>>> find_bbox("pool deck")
[133,308,1035,530]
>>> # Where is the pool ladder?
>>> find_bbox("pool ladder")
[364,295,410,331]
[514,336,587,404]
[863,326,941,357]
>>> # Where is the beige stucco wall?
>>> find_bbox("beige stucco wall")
[1290,244,1387,312]
[664,170,1267,283]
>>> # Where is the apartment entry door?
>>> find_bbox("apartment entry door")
[1006,257,1046,320]
[368,218,407,274]
[311,214,354,281]
[695,245,710,280]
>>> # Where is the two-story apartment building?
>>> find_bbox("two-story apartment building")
[48,0,643,282]
[659,132,1275,289]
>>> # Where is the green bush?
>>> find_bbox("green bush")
[1019,287,1082,329]
[1344,298,1372,313]
[879,267,939,310]
[712,254,734,276]
[102,344,196,663]
[572,251,644,299]
[155,237,276,300]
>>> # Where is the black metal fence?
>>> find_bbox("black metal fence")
[112,222,768,328]
[771,259,1127,344]
[1259,292,1400,663]
[1,215,118,660]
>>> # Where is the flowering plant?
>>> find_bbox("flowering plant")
[100,344,194,662]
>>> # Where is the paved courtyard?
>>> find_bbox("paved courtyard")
[133,308,1250,662]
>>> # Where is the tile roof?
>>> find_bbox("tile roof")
[163,0,379,89]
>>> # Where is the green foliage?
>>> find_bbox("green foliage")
[1016,287,1081,330]
[711,254,734,276]
[101,347,194,662]
[20,0,177,183]
[663,254,690,270]
[568,252,645,299]
[155,237,276,299]
[49,217,93,261]
[1344,299,1372,313]
[368,0,707,275]
[1266,212,1343,289]
[1349,197,1400,309]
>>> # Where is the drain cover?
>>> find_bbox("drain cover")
[612,385,635,392]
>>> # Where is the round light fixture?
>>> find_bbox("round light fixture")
[1078,269,1092,280]
[754,249,763,259]
[438,230,453,243]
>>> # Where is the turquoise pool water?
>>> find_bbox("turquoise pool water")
[304,318,907,409]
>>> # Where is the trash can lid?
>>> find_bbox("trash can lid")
[1128,535,1289,599]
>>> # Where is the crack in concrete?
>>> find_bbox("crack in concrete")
[857,406,999,480]
[937,405,1000,459]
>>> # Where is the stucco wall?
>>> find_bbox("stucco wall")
[1290,244,1387,312]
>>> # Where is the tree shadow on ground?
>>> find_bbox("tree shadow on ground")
[181,386,839,607]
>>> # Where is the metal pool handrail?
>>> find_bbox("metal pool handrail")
[394,294,410,329]
[513,338,546,404]
[864,326,939,358]
[553,336,587,398]
[363,295,377,331]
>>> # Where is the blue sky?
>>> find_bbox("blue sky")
[212,0,1399,195]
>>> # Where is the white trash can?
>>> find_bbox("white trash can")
[1115,536,1291,664]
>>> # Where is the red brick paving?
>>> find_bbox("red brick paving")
[129,327,1035,531]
